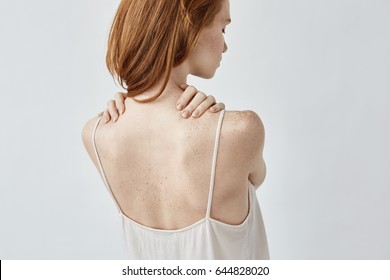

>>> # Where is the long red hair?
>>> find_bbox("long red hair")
[106,0,224,103]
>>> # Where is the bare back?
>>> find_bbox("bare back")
[83,98,258,230]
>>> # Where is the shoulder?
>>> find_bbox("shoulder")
[223,110,265,149]
[81,115,105,169]
[224,109,264,131]
[81,116,101,148]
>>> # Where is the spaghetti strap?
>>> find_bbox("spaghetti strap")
[92,116,123,215]
[206,109,225,218]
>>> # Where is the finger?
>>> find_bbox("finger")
[176,85,198,111]
[209,102,225,113]
[107,100,120,122]
[102,109,110,123]
[97,111,104,117]
[190,94,217,118]
[115,92,127,115]
[181,91,208,118]
[179,83,188,90]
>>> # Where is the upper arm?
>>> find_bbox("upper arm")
[237,110,267,189]
[81,116,102,170]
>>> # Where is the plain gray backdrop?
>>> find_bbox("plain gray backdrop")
[0,0,389,259]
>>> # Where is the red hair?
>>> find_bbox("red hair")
[106,0,224,103]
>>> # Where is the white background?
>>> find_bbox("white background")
[0,0,389,259]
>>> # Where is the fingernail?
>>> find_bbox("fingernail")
[192,110,198,117]
[119,109,123,115]
[177,103,183,110]
[104,117,108,123]
[182,111,189,118]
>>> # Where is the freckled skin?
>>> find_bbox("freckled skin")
[88,110,260,229]
[82,0,266,230]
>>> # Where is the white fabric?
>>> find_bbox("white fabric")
[92,109,269,259]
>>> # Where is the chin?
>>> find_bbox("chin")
[199,70,217,79]
[191,67,218,79]
[203,73,216,79]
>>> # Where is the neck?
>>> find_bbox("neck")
[131,63,190,103]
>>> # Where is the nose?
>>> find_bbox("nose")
[223,41,228,53]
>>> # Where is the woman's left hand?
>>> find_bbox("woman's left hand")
[176,84,225,119]
[98,84,225,123]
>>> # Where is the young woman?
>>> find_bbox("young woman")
[82,0,269,259]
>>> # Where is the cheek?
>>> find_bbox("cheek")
[187,30,224,78]
[204,33,224,56]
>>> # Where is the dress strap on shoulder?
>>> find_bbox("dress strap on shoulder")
[92,116,123,215]
[206,109,225,218]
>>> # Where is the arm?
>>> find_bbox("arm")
[239,111,267,190]
[81,116,101,171]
